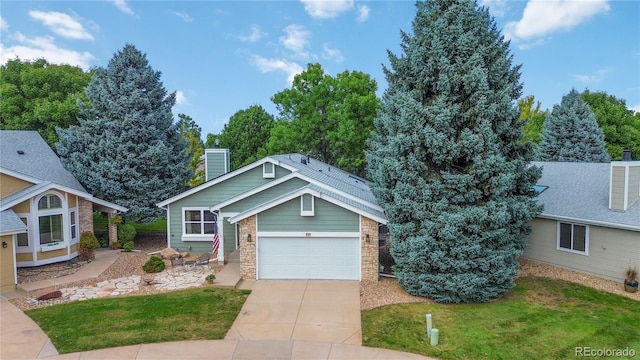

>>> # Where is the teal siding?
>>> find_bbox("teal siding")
[258,197,359,232]
[205,150,229,181]
[223,217,236,254]
[167,163,291,250]
[222,178,308,213]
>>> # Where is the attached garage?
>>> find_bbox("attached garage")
[257,236,360,280]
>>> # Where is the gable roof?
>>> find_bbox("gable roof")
[533,161,640,231]
[0,130,86,192]
[158,153,383,214]
[0,209,27,235]
[0,130,127,213]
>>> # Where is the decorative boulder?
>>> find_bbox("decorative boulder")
[36,288,62,301]
[160,247,180,260]
[180,252,189,258]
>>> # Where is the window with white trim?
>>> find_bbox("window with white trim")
[70,210,78,242]
[184,209,217,235]
[17,217,28,247]
[300,194,314,216]
[37,193,64,245]
[557,222,588,254]
[263,162,275,178]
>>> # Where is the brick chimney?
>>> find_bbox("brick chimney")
[609,149,640,211]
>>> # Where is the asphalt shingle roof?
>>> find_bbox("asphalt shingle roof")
[0,209,27,234]
[0,130,86,193]
[533,161,640,230]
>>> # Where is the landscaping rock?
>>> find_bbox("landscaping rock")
[180,251,189,258]
[36,288,62,301]
[160,247,180,260]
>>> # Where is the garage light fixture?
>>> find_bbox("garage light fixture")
[365,234,370,243]
[247,234,252,242]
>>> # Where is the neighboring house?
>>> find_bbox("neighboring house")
[0,130,127,292]
[525,156,640,283]
[157,147,386,281]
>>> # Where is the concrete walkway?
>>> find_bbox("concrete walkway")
[0,250,437,360]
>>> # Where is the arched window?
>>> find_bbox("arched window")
[37,193,64,245]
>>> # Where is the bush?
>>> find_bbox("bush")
[379,242,396,275]
[123,241,134,252]
[118,223,136,244]
[110,241,122,250]
[79,232,100,261]
[142,256,165,273]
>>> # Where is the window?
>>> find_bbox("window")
[70,211,77,242]
[38,194,62,210]
[39,214,63,244]
[558,222,588,254]
[263,162,275,178]
[301,194,314,216]
[17,217,28,247]
[184,209,217,235]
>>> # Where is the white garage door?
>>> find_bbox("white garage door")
[258,237,360,280]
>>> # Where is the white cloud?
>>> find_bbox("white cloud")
[113,0,134,15]
[356,5,370,23]
[1,16,8,31]
[251,55,304,84]
[175,90,188,104]
[239,25,266,43]
[29,11,93,40]
[479,0,509,17]
[630,104,640,114]
[0,33,94,69]
[279,24,311,59]
[322,43,344,63]
[571,68,612,84]
[172,11,193,23]
[504,0,609,44]
[300,0,354,19]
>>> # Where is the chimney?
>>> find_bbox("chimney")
[204,146,230,181]
[609,150,640,211]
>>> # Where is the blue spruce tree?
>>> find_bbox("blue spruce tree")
[57,44,192,222]
[366,0,542,303]
[538,89,610,162]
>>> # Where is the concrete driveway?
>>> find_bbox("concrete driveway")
[225,280,361,345]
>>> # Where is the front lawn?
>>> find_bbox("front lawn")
[362,277,640,360]
[26,287,250,354]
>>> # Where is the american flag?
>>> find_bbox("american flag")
[212,221,220,255]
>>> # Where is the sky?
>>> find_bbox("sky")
[1,0,639,140]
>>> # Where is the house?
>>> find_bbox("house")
[524,154,640,282]
[157,147,386,281]
[0,130,127,291]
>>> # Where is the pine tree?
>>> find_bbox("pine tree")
[538,89,610,162]
[57,44,191,222]
[366,0,542,303]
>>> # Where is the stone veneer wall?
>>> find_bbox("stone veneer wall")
[78,198,94,235]
[108,212,118,245]
[361,216,379,282]
[239,215,257,280]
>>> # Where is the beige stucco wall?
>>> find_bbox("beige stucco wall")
[0,235,16,292]
[0,173,32,198]
[523,217,640,282]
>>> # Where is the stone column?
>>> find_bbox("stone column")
[361,216,380,282]
[108,212,119,245]
[238,215,257,280]
[78,198,94,235]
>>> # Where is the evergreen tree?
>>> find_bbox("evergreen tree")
[57,44,191,222]
[366,0,542,303]
[538,89,610,162]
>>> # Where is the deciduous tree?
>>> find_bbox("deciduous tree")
[56,44,192,222]
[218,105,275,169]
[177,113,205,187]
[0,58,92,148]
[366,0,542,303]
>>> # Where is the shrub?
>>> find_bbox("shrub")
[118,223,136,244]
[142,256,165,273]
[123,241,134,252]
[110,241,122,250]
[379,242,396,274]
[79,232,100,261]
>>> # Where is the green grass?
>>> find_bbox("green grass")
[26,287,250,354]
[362,277,640,360]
